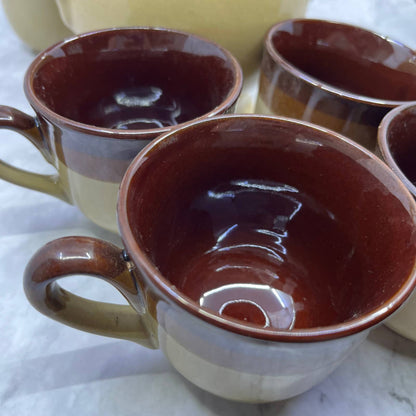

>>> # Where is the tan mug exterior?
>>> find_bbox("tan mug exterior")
[2,0,73,52]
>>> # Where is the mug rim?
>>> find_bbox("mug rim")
[23,26,243,139]
[264,18,416,108]
[378,101,416,197]
[118,114,416,343]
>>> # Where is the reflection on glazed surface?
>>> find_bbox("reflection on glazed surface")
[167,179,358,330]
[87,86,183,130]
[200,283,296,330]
[34,50,231,130]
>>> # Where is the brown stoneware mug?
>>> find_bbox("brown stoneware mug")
[256,18,416,150]
[378,102,416,342]
[24,115,416,402]
[0,27,242,232]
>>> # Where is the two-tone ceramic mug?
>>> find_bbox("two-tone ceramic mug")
[23,115,416,402]
[378,102,416,342]
[0,27,242,232]
[256,18,416,150]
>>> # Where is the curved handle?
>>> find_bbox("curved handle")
[0,105,69,202]
[23,236,156,348]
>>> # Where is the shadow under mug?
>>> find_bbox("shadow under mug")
[0,27,242,232]
[378,102,416,342]
[256,18,416,151]
[24,115,416,402]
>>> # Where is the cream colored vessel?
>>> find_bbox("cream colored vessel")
[2,0,73,51]
[59,161,120,233]
[55,0,309,113]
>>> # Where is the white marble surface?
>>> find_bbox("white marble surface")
[1,1,416,414]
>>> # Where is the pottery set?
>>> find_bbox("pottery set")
[2,1,416,404]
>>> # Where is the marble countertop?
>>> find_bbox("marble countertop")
[1,0,416,415]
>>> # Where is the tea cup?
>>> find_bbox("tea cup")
[256,18,416,150]
[0,27,242,232]
[54,0,310,113]
[24,115,416,402]
[378,102,416,342]
[2,0,73,52]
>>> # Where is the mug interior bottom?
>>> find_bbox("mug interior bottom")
[126,116,416,334]
[158,178,361,330]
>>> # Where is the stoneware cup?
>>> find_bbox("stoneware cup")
[256,18,416,151]
[54,0,310,113]
[0,27,242,232]
[2,0,73,52]
[378,102,416,342]
[24,115,416,403]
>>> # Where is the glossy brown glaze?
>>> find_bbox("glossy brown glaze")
[23,27,242,181]
[257,19,416,150]
[23,236,154,345]
[118,115,416,341]
[378,102,416,197]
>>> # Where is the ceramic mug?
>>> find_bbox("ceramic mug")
[54,0,310,113]
[378,102,416,342]
[2,0,73,52]
[256,18,416,150]
[0,27,242,232]
[24,115,416,402]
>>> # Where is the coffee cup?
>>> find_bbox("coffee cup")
[2,0,73,52]
[54,0,310,113]
[0,27,242,232]
[256,18,416,150]
[23,115,416,402]
[378,102,416,342]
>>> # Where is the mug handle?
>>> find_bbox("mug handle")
[23,236,156,348]
[0,105,69,202]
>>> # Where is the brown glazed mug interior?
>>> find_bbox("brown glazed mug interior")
[118,115,416,342]
[267,19,416,104]
[26,27,242,136]
[378,103,416,197]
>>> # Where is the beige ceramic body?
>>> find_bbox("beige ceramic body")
[156,299,368,402]
[384,292,416,342]
[2,0,73,51]
[57,157,140,232]
[54,0,309,113]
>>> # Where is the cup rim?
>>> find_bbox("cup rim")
[23,26,243,139]
[264,18,416,108]
[118,114,416,343]
[378,101,416,197]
